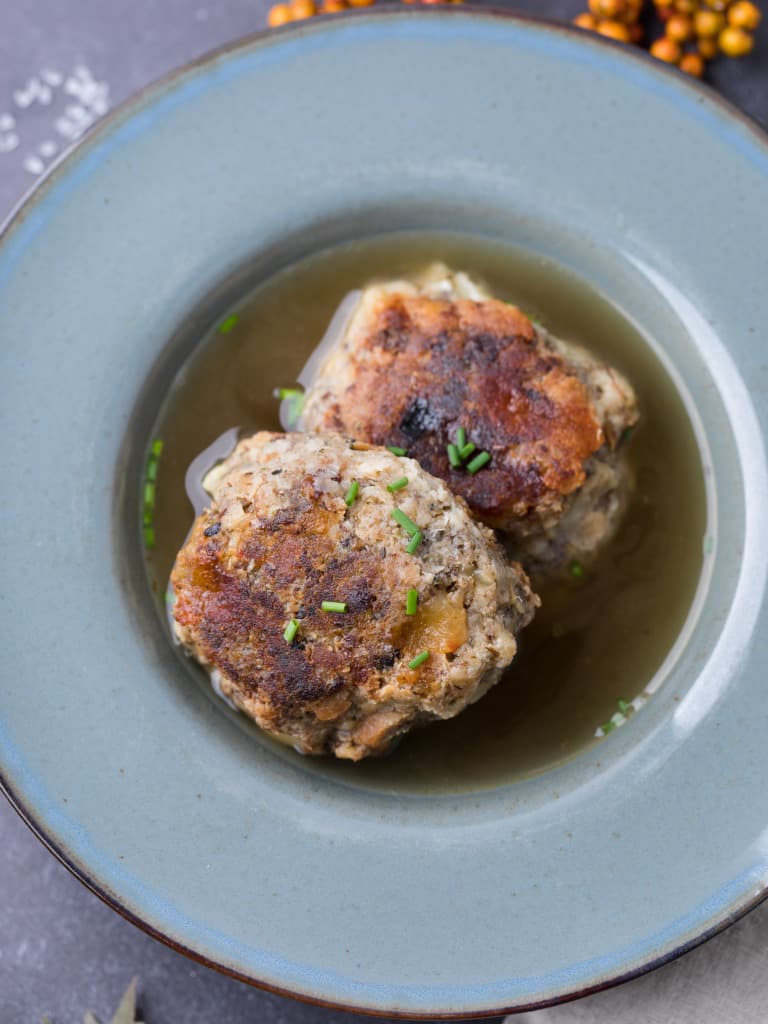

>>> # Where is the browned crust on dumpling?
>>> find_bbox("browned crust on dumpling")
[170,432,538,759]
[300,293,606,532]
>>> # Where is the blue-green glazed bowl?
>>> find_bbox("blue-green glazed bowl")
[1,9,768,1017]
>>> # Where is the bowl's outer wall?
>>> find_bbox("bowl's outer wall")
[1,11,768,1017]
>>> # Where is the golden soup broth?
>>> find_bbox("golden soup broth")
[146,232,706,791]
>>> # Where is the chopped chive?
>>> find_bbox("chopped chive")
[602,720,616,735]
[217,315,238,335]
[143,526,156,548]
[456,427,467,450]
[570,560,584,579]
[447,443,462,468]
[406,588,418,616]
[408,650,430,670]
[321,601,347,613]
[387,445,407,457]
[151,439,164,457]
[274,387,305,427]
[617,699,630,715]
[283,619,300,644]
[344,480,359,506]
[466,451,491,474]
[392,507,419,535]
[143,508,153,526]
[146,459,158,482]
[217,313,239,335]
[459,442,476,461]
[406,530,423,554]
[143,481,156,509]
[387,476,409,493]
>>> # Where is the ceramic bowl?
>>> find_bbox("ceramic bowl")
[1,10,768,1017]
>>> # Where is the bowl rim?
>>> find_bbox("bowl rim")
[2,7,768,1018]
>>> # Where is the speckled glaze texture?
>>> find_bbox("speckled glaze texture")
[1,10,768,1018]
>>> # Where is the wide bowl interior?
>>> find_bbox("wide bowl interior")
[1,10,768,1017]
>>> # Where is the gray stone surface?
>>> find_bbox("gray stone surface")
[1,1,766,1021]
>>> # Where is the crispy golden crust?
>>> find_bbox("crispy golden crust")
[300,293,606,532]
[170,432,537,759]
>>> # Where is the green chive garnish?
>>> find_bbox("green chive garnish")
[392,508,419,536]
[466,451,491,474]
[321,601,347,613]
[570,560,584,579]
[143,526,156,548]
[344,480,359,506]
[408,650,430,670]
[387,446,407,457]
[274,387,305,427]
[387,476,409,493]
[217,314,239,335]
[617,699,630,715]
[151,439,164,457]
[406,589,418,616]
[283,619,300,643]
[447,443,461,468]
[602,720,616,735]
[406,531,423,554]
[456,427,467,450]
[144,482,156,508]
[459,442,476,461]
[146,459,158,482]
[143,509,153,526]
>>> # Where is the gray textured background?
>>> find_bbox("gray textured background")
[1,2,767,1022]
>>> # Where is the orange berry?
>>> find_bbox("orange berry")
[728,2,762,30]
[718,25,755,55]
[589,0,627,18]
[290,0,316,16]
[267,2,293,24]
[574,11,599,29]
[346,0,373,5]
[694,9,725,35]
[656,6,674,21]
[650,35,683,61]
[680,52,706,76]
[625,0,644,23]
[673,0,696,13]
[666,14,694,40]
[597,18,632,40]
[698,36,719,57]
[321,0,346,11]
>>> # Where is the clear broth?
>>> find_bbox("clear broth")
[146,232,707,792]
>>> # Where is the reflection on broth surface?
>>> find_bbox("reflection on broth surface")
[146,231,706,792]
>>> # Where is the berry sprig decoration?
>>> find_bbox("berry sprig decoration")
[268,0,462,27]
[574,0,761,77]
[265,0,761,79]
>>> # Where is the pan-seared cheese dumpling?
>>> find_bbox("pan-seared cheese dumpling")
[170,431,539,760]
[297,266,639,573]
